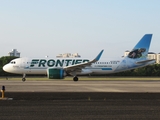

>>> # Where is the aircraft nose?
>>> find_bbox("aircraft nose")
[3,65,9,72]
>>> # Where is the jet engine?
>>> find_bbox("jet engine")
[47,68,66,79]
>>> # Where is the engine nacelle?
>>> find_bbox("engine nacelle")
[47,68,66,79]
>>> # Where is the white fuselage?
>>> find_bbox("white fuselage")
[3,57,123,75]
[3,57,155,76]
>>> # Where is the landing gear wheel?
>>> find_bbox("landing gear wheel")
[22,73,26,82]
[73,76,78,81]
[22,78,26,82]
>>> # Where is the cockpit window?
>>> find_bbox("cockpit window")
[10,61,16,64]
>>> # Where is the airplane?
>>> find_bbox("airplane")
[3,34,156,82]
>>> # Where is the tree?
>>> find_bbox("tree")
[0,56,18,76]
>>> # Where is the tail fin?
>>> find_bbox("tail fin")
[115,34,154,71]
[127,34,152,60]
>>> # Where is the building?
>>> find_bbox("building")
[8,49,20,57]
[124,50,130,57]
[156,53,160,64]
[56,53,81,58]
[148,52,157,60]
[124,50,160,64]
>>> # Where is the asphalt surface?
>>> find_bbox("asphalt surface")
[1,80,160,119]
[1,92,160,120]
[1,80,160,92]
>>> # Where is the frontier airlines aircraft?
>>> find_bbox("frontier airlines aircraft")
[3,34,155,81]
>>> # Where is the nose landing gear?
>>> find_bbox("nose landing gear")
[22,74,26,82]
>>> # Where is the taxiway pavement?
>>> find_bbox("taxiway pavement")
[0,80,160,92]
[1,80,160,119]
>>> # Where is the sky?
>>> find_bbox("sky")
[0,0,160,58]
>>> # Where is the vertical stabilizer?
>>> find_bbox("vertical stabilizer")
[115,34,154,72]
[127,34,152,60]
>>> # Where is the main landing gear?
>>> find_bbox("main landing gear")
[73,76,78,81]
[22,74,26,82]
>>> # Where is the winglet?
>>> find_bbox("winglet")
[63,50,104,70]
[94,50,104,61]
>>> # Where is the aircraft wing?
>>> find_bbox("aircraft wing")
[63,50,104,72]
[136,59,156,64]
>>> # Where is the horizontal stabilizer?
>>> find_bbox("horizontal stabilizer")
[136,59,156,64]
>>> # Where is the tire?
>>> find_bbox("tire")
[22,78,26,82]
[73,76,78,81]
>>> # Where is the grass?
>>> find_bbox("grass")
[0,76,160,81]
